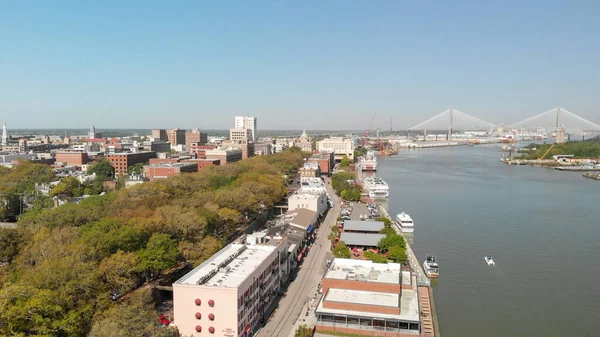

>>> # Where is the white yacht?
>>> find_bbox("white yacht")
[362,176,389,198]
[485,256,496,266]
[358,151,377,171]
[423,255,439,278]
[395,212,414,233]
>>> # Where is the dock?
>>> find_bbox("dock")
[555,166,600,171]
[377,206,439,337]
[353,167,440,337]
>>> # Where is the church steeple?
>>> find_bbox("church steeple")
[2,120,7,146]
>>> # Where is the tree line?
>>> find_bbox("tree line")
[519,138,600,160]
[331,171,362,201]
[0,148,304,337]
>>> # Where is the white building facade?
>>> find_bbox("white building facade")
[234,116,257,142]
[288,189,328,216]
[173,235,291,337]
[316,137,354,161]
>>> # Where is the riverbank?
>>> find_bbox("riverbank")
[378,206,439,337]
[583,173,600,180]
[354,167,440,337]
[377,145,600,337]
[501,158,600,171]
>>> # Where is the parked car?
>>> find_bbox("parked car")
[110,291,123,301]
[159,315,171,326]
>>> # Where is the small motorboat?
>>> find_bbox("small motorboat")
[423,255,439,277]
[484,256,495,266]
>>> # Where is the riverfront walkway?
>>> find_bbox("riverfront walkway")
[378,206,430,286]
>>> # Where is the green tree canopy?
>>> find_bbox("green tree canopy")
[340,186,361,201]
[50,176,83,197]
[376,216,392,228]
[88,289,177,337]
[378,234,406,252]
[0,227,22,263]
[387,245,408,264]
[340,155,350,167]
[333,241,351,258]
[88,158,115,181]
[364,250,388,263]
[128,163,144,175]
[99,250,140,294]
[0,193,21,220]
[294,324,314,337]
[135,233,180,281]
[0,149,304,337]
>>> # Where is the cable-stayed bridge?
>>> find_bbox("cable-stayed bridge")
[409,108,495,133]
[407,107,600,133]
[506,107,600,132]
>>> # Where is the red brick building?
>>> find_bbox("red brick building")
[181,158,220,170]
[204,147,242,164]
[105,151,157,175]
[143,162,198,179]
[308,152,334,175]
[149,158,182,165]
[185,130,208,151]
[315,259,421,337]
[55,152,90,166]
[188,144,217,158]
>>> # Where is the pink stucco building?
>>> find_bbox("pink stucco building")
[173,233,293,337]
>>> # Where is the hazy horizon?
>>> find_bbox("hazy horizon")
[2,1,599,129]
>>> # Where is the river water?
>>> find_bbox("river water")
[376,144,600,337]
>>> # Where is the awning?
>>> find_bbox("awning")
[297,253,303,261]
[301,246,307,254]
[306,224,313,233]
[245,324,252,333]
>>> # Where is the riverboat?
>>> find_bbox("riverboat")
[357,151,377,171]
[362,176,389,198]
[395,212,414,233]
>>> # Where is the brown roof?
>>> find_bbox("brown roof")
[287,208,317,229]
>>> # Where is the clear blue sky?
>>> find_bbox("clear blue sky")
[1,1,599,130]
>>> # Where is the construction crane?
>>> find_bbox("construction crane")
[538,144,556,160]
[362,111,377,146]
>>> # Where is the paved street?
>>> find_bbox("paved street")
[255,177,339,337]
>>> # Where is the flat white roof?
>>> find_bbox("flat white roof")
[324,259,402,284]
[175,243,276,288]
[317,273,420,323]
[326,289,399,307]
[290,190,324,198]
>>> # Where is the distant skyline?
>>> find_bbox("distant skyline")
[1,1,599,130]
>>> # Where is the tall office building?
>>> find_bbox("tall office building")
[185,128,208,151]
[234,116,257,142]
[152,129,168,142]
[167,129,186,146]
